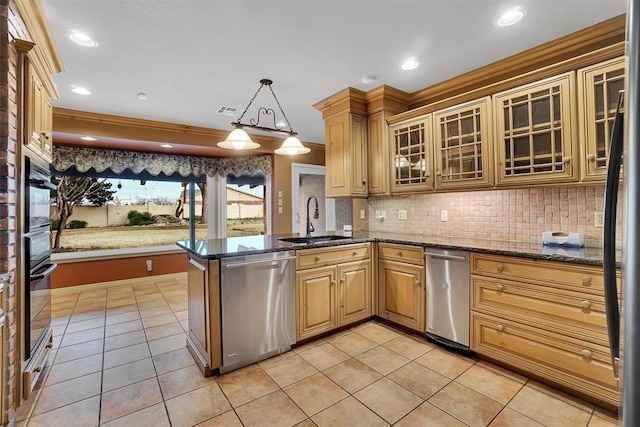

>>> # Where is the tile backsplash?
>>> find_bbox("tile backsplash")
[367,185,622,248]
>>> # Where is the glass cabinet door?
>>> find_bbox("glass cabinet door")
[578,57,625,181]
[389,116,433,193]
[494,72,577,185]
[433,97,493,189]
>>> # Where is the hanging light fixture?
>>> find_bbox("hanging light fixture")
[218,79,310,155]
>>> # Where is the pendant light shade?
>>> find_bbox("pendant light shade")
[217,128,261,150]
[274,136,311,155]
[217,79,310,155]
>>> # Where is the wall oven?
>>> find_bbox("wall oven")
[23,156,56,399]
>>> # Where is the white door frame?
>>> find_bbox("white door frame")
[291,163,335,234]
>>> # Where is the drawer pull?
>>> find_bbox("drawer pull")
[581,300,592,309]
[496,324,505,332]
[582,349,592,359]
[582,275,592,285]
[496,263,505,273]
[496,284,505,292]
[315,256,321,262]
[397,251,403,257]
[352,251,358,256]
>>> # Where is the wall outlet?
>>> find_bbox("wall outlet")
[398,209,408,220]
[360,209,366,220]
[440,210,449,222]
[146,259,153,272]
[594,211,604,228]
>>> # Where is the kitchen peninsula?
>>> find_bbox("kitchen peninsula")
[178,231,619,410]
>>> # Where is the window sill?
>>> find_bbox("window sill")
[51,245,184,263]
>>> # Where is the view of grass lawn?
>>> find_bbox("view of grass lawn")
[53,222,264,252]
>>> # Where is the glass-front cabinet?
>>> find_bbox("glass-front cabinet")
[389,116,433,193]
[494,72,578,185]
[433,97,493,190]
[578,56,625,181]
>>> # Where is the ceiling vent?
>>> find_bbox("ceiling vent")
[217,106,239,116]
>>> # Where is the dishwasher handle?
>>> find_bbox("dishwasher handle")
[424,252,467,261]
[224,256,296,269]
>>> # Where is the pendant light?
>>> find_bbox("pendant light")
[218,79,310,155]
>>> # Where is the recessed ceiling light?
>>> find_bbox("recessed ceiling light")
[160,144,173,148]
[495,8,525,27]
[361,75,377,85]
[71,86,91,95]
[401,57,419,71]
[66,30,98,47]
[81,136,97,141]
[137,93,147,101]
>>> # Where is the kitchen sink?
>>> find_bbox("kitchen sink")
[279,235,352,244]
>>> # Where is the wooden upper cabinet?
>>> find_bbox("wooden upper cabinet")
[578,56,625,181]
[390,115,433,193]
[367,111,390,195]
[25,59,54,162]
[433,97,493,190]
[324,112,368,198]
[494,72,578,185]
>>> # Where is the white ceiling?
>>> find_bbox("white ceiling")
[41,0,626,150]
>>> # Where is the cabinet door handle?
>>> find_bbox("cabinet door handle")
[587,153,596,162]
[496,263,504,273]
[582,275,592,285]
[331,279,336,286]
[582,349,592,359]
[562,156,571,164]
[414,279,421,286]
[496,284,505,292]
[497,324,505,332]
[581,300,592,309]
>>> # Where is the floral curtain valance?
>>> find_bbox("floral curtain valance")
[52,146,272,178]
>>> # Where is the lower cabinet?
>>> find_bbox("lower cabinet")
[470,252,620,409]
[377,243,425,332]
[186,255,221,376]
[296,244,371,341]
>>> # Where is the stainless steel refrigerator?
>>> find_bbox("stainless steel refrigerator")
[604,2,640,425]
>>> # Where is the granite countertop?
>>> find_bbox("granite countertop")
[177,231,614,266]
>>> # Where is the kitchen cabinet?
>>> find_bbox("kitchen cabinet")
[296,243,371,341]
[494,72,578,185]
[578,56,626,181]
[433,97,494,189]
[324,112,368,198]
[389,116,433,194]
[186,255,221,376]
[25,59,54,162]
[367,111,391,195]
[470,253,619,409]
[378,243,425,332]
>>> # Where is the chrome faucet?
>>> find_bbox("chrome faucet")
[305,195,319,237]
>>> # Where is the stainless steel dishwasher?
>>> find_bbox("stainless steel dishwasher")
[424,248,470,352]
[219,251,296,374]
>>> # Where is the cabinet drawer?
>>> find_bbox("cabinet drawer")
[378,243,424,265]
[471,312,619,408]
[471,253,604,295]
[471,276,608,345]
[297,243,370,269]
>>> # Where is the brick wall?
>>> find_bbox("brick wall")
[367,185,622,248]
[2,0,30,422]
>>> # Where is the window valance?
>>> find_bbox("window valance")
[52,146,272,180]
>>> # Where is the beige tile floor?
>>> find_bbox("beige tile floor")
[16,275,620,427]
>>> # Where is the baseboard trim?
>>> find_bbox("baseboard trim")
[51,272,187,295]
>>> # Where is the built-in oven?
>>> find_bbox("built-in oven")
[25,157,56,234]
[23,155,56,399]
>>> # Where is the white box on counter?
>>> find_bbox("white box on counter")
[542,231,585,248]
